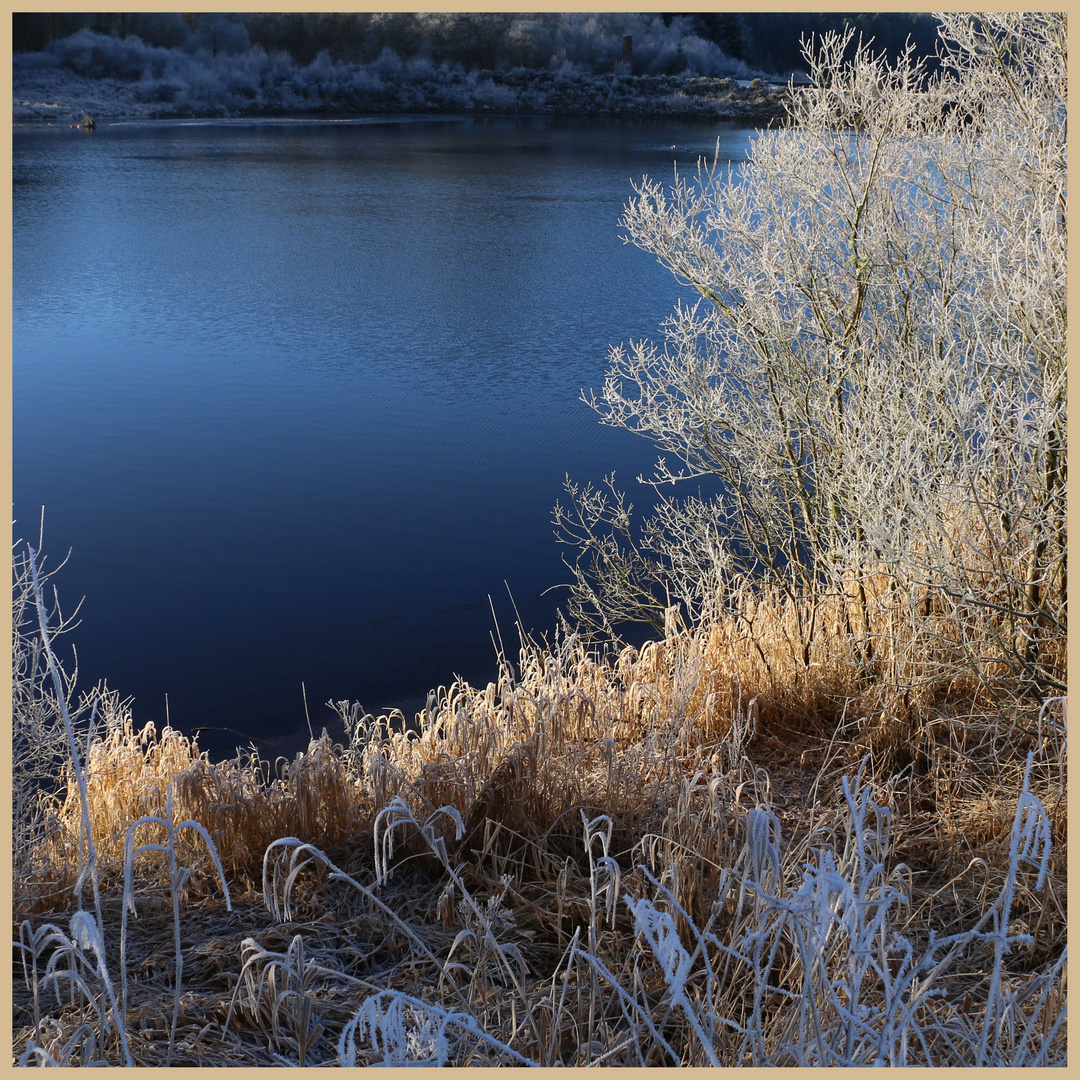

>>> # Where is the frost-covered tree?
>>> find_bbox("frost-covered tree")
[557,13,1066,702]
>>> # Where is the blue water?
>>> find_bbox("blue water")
[14,115,755,761]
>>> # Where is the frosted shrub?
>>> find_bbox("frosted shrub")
[469,75,519,111]
[559,13,1066,705]
[42,29,174,81]
[369,46,405,81]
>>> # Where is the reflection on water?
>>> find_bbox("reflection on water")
[14,116,754,761]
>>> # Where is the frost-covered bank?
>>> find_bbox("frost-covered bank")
[12,539,1068,1066]
[14,29,789,124]
[14,61,789,126]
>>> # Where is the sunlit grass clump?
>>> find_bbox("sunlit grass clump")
[12,537,1066,1066]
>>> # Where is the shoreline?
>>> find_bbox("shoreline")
[14,70,794,127]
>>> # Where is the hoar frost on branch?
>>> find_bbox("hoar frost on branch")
[556,12,1065,703]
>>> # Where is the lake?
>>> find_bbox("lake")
[14,115,755,762]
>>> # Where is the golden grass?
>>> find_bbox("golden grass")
[12,583,1067,1065]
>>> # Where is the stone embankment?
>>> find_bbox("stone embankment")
[14,68,792,125]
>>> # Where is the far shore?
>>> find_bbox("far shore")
[14,69,795,127]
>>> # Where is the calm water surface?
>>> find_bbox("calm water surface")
[14,115,754,760]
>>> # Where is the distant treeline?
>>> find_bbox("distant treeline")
[12,12,943,78]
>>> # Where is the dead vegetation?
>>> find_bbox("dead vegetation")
[12,544,1066,1065]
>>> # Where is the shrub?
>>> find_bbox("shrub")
[558,14,1066,712]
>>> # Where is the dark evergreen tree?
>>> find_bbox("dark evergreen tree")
[686,13,752,62]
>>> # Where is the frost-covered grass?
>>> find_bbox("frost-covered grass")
[11,538,1066,1065]
[13,28,780,124]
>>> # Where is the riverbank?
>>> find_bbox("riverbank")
[14,66,792,126]
[13,579,1067,1065]
[14,539,1068,1065]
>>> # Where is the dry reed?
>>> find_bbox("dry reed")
[12,579,1066,1065]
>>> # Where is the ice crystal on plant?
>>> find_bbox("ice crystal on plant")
[457,873,516,932]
